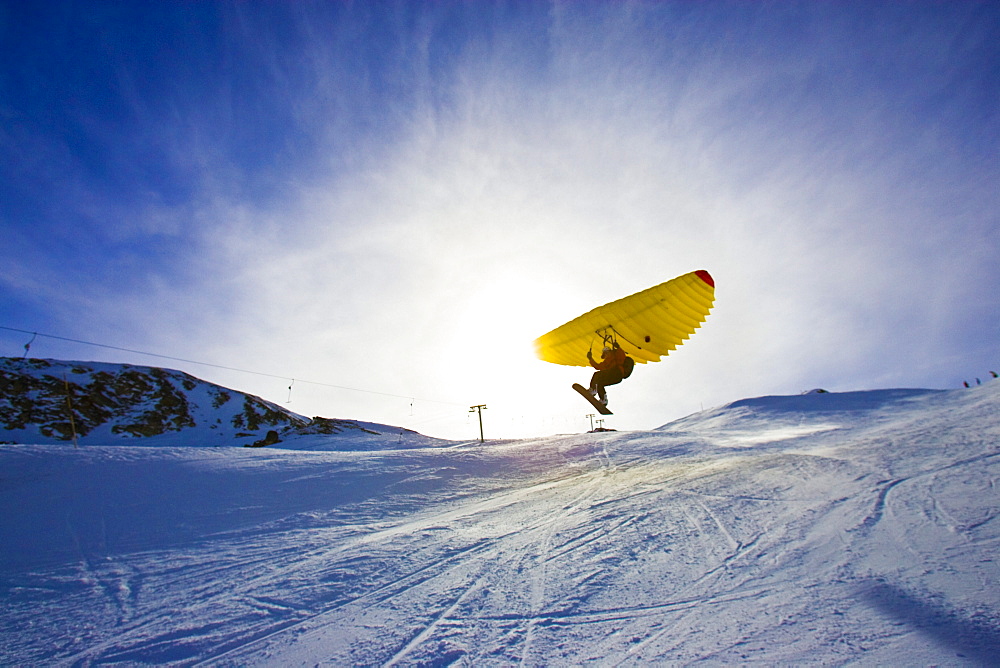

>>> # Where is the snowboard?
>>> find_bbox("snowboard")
[572,383,613,415]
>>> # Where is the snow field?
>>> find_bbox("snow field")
[1,382,998,665]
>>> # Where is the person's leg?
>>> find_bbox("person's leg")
[589,372,602,400]
[591,368,622,403]
[603,369,623,389]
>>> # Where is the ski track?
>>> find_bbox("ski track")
[193,451,622,666]
[2,384,999,665]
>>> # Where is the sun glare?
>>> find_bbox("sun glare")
[433,270,592,438]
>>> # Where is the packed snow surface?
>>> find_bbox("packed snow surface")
[2,383,999,665]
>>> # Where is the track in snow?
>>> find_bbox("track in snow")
[2,384,999,665]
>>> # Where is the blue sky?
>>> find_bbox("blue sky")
[2,1,998,440]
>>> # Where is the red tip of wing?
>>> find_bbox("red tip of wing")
[695,270,715,288]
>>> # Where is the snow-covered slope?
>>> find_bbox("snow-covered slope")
[1,381,998,665]
[0,357,444,449]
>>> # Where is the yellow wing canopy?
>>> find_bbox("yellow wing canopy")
[534,270,716,367]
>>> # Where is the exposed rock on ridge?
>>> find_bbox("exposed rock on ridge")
[0,357,386,447]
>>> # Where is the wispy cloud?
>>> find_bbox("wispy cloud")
[2,2,997,438]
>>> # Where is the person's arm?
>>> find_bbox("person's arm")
[587,351,613,370]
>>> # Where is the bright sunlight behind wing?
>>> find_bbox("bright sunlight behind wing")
[439,271,587,438]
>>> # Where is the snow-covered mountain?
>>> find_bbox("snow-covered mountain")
[1,370,998,665]
[0,357,443,449]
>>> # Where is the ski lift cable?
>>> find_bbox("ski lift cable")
[0,325,466,407]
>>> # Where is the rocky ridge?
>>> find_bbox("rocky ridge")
[0,357,412,448]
